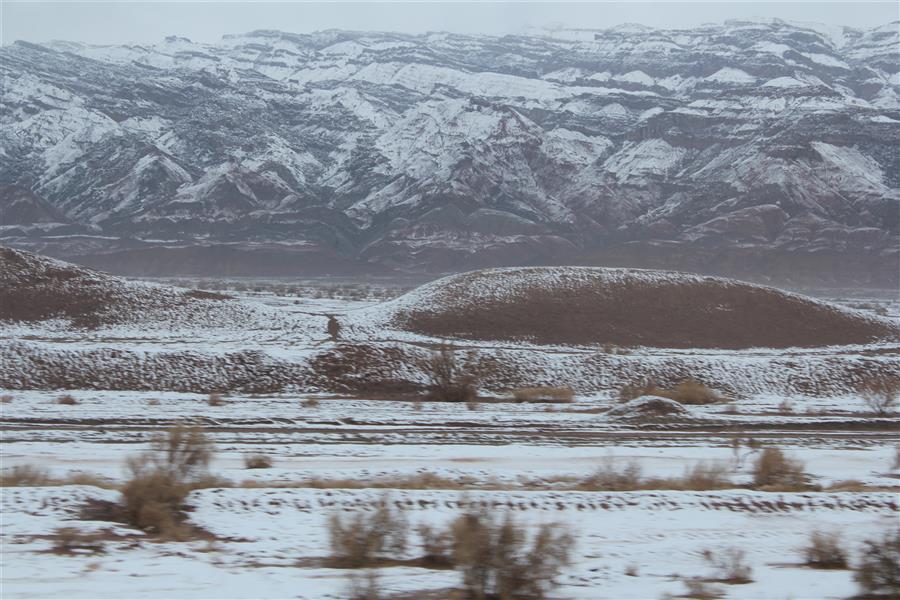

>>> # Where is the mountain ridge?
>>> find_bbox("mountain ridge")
[1,20,897,283]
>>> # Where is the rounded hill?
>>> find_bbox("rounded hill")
[370,267,897,349]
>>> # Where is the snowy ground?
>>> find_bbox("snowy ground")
[2,290,898,599]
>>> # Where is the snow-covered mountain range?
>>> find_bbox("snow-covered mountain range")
[1,20,898,282]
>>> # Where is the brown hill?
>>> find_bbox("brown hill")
[373,267,898,349]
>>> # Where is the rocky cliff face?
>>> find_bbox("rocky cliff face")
[1,20,898,283]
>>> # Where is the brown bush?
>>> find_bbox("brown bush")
[51,527,105,555]
[451,510,573,600]
[702,546,753,583]
[1,464,51,486]
[859,376,899,416]
[147,398,161,406]
[421,345,478,403]
[120,424,214,537]
[510,387,574,403]
[0,394,12,403]
[751,448,811,490]
[207,393,225,407]
[854,529,900,597]
[327,498,408,568]
[681,462,731,491]
[301,398,320,408]
[56,394,78,405]
[804,531,848,569]
[581,459,644,491]
[243,454,273,469]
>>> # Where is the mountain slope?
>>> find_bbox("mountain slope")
[1,20,898,282]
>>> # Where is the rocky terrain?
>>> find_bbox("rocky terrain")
[1,20,898,283]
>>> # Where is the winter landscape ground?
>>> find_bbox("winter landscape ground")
[1,245,899,599]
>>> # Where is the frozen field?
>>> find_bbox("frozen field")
[2,279,898,599]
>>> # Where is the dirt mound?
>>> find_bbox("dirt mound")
[374,267,898,348]
[0,247,230,327]
[607,396,689,420]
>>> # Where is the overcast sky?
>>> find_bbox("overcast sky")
[2,1,897,46]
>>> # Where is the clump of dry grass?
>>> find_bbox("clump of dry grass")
[751,447,813,491]
[804,531,848,569]
[327,497,408,568]
[1,464,52,486]
[451,510,574,600]
[579,459,732,492]
[301,398,320,408]
[854,529,900,597]
[0,394,12,404]
[56,394,78,405]
[618,379,723,405]
[243,454,273,469]
[509,387,574,403]
[147,398,161,406]
[207,393,225,407]
[121,424,215,538]
[50,527,105,555]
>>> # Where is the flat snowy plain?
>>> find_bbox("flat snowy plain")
[2,287,898,599]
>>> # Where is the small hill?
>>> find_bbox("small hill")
[0,246,231,327]
[365,267,898,348]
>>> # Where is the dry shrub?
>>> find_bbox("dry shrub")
[207,393,225,407]
[0,394,12,403]
[777,399,794,414]
[581,459,644,491]
[327,498,408,568]
[301,398,320,408]
[417,523,453,567]
[347,569,382,600]
[859,376,899,416]
[681,462,731,491]
[702,547,753,584]
[682,578,724,599]
[854,529,900,597]
[147,398,161,406]
[244,454,273,469]
[1,464,51,486]
[56,394,78,405]
[421,345,478,403]
[618,379,722,405]
[451,510,573,600]
[121,424,214,537]
[751,447,811,491]
[51,527,105,555]
[510,387,574,403]
[804,531,848,569]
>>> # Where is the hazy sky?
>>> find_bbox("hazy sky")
[2,1,897,46]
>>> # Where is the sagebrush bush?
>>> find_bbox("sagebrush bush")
[56,394,78,405]
[682,461,731,490]
[0,464,51,486]
[451,510,573,600]
[751,447,810,490]
[582,459,644,491]
[854,530,900,597]
[859,376,898,416]
[327,499,408,568]
[121,424,215,537]
[804,531,848,569]
[207,393,225,407]
[243,454,273,469]
[0,394,12,403]
[419,344,478,403]
[702,547,753,583]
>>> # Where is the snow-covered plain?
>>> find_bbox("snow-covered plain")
[2,287,898,599]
